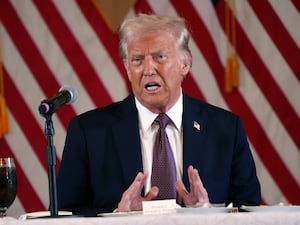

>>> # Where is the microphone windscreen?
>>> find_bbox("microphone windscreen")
[59,85,78,104]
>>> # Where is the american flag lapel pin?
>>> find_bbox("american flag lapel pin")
[193,121,201,131]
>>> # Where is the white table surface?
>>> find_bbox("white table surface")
[1,210,300,225]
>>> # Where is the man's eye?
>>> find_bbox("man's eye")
[131,57,142,64]
[155,54,166,62]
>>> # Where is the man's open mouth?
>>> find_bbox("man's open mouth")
[145,82,161,91]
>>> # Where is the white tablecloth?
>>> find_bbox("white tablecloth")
[1,211,300,225]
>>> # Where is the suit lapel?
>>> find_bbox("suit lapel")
[111,94,144,187]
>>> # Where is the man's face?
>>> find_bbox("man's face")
[124,31,190,113]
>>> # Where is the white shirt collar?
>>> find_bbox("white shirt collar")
[135,91,183,132]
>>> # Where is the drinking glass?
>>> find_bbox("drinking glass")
[0,157,17,217]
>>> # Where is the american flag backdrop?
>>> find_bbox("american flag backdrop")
[0,0,299,218]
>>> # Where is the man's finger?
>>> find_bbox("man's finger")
[123,172,147,199]
[176,181,189,198]
[144,186,159,201]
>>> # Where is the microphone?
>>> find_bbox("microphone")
[39,85,77,115]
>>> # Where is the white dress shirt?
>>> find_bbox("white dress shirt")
[135,92,183,194]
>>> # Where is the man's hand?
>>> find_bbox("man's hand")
[176,165,210,207]
[117,171,158,212]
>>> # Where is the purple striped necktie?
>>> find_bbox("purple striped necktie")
[151,113,177,199]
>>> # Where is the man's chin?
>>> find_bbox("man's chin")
[141,99,169,113]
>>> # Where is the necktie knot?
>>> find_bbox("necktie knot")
[155,113,171,129]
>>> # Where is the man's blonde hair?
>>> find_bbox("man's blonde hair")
[118,13,192,66]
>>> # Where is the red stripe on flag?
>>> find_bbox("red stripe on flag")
[291,0,300,13]
[0,140,46,212]
[33,0,113,108]
[134,0,153,14]
[249,0,300,81]
[182,73,206,102]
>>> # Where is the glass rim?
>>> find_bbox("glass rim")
[0,157,15,167]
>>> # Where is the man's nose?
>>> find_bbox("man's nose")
[143,55,156,76]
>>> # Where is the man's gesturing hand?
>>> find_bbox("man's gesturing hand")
[176,165,210,207]
[117,172,158,212]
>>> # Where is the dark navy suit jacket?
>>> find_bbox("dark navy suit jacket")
[57,93,261,216]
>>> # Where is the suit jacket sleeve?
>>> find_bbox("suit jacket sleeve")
[228,116,261,206]
[57,117,95,215]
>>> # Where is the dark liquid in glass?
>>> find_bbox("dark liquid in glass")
[0,167,17,210]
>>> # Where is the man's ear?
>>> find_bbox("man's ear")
[181,62,190,77]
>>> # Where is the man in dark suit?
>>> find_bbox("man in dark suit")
[57,14,261,216]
